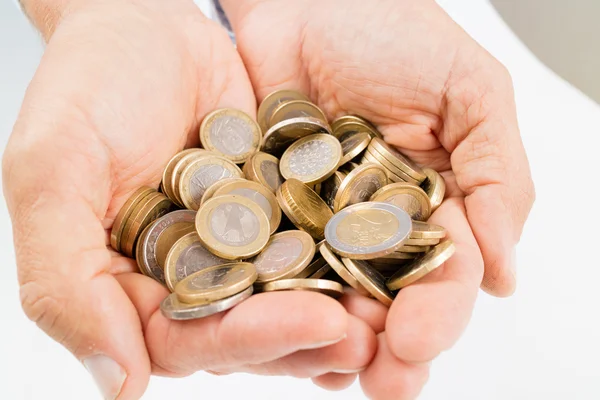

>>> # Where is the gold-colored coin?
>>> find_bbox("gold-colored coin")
[333,163,388,212]
[162,149,206,204]
[362,148,420,184]
[421,168,446,212]
[250,230,315,283]
[170,150,208,206]
[257,89,310,133]
[110,186,155,252]
[200,108,262,164]
[405,237,441,246]
[339,132,371,166]
[260,279,344,299]
[387,240,456,290]
[331,115,381,141]
[195,195,270,260]
[377,252,418,260]
[243,152,284,193]
[262,117,332,155]
[154,222,197,270]
[175,262,257,304]
[269,100,328,127]
[342,258,394,306]
[320,171,346,211]
[410,221,447,240]
[280,134,343,185]
[319,242,370,296]
[370,182,431,221]
[212,179,282,234]
[300,257,331,279]
[164,231,230,292]
[398,244,430,253]
[369,138,426,182]
[276,179,333,240]
[200,177,246,207]
[179,155,244,211]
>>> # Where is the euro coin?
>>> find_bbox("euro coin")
[325,202,412,259]
[332,115,381,141]
[410,221,447,240]
[405,237,441,246]
[387,240,456,290]
[319,242,370,296]
[257,89,310,132]
[421,168,446,212]
[260,279,344,299]
[342,258,394,306]
[369,137,426,182]
[339,131,371,166]
[110,186,155,252]
[243,152,284,193]
[280,134,343,185]
[320,171,346,211]
[362,148,419,184]
[262,117,332,155]
[269,99,328,127]
[161,286,253,321]
[370,182,431,221]
[293,255,327,279]
[200,108,261,164]
[397,244,430,253]
[200,177,246,207]
[162,149,206,204]
[195,195,270,260]
[333,163,388,212]
[251,230,316,283]
[175,262,257,304]
[170,150,208,206]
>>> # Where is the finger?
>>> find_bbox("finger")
[440,60,535,296]
[386,197,483,363]
[312,372,358,391]
[360,334,430,400]
[339,289,388,334]
[118,275,350,375]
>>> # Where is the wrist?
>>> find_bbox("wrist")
[19,0,83,40]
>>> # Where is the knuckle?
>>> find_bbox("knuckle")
[19,279,70,343]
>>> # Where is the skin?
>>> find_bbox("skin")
[4,0,534,399]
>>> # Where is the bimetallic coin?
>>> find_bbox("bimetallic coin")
[170,150,208,207]
[280,134,343,185]
[370,182,431,221]
[257,89,310,133]
[262,117,332,155]
[200,109,261,164]
[398,244,430,253]
[260,279,344,299]
[342,258,394,306]
[251,230,316,283]
[421,168,446,212]
[362,148,419,184]
[179,156,244,211]
[110,186,155,252]
[387,240,456,290]
[162,149,206,205]
[243,152,284,193]
[333,163,388,212]
[410,221,447,240]
[319,242,370,296]
[276,179,333,240]
[161,286,253,321]
[294,257,330,279]
[325,202,412,260]
[164,231,230,292]
[369,138,426,182]
[320,171,346,211]
[200,177,245,207]
[196,195,270,260]
[212,180,282,235]
[269,100,328,127]
[175,262,257,304]
[332,115,381,141]
[405,237,441,246]
[339,132,371,166]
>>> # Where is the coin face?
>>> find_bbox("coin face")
[269,99,327,126]
[319,242,370,295]
[333,163,388,212]
[421,168,446,212]
[320,171,346,211]
[243,152,284,193]
[262,117,332,155]
[280,134,343,185]
[200,109,261,164]
[342,258,394,306]
[339,131,371,165]
[200,177,245,207]
[162,149,206,205]
[174,262,257,304]
[370,182,432,221]
[196,195,270,260]
[161,286,253,320]
[257,89,310,132]
[170,150,208,206]
[369,138,426,182]
[410,221,447,239]
[251,230,316,283]
[110,186,155,252]
[325,202,412,259]
[260,279,344,299]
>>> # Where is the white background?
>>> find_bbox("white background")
[1,0,599,399]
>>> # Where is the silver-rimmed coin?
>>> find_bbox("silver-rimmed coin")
[261,117,332,155]
[342,258,394,306]
[257,89,310,133]
[280,134,343,185]
[160,286,253,321]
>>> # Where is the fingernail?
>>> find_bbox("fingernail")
[332,368,365,374]
[302,334,347,350]
[83,355,126,400]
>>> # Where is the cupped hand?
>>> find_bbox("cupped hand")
[3,1,376,399]
[220,0,535,397]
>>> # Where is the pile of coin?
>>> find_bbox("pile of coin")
[110,90,455,320]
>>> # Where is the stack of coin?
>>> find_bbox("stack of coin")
[110,91,455,321]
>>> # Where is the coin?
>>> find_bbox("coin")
[162,149,206,204]
[333,163,388,212]
[164,231,230,292]
[161,286,253,321]
[294,257,330,279]
[369,138,426,182]
[362,148,419,184]
[110,186,155,252]
[370,182,431,221]
[243,152,284,193]
[174,262,257,304]
[319,242,370,296]
[339,161,361,173]
[260,279,344,299]
[155,223,196,271]
[276,179,333,240]
[200,109,261,164]
[387,240,456,290]
[269,100,328,127]
[339,132,371,166]
[257,89,310,132]
[280,134,343,185]
[397,244,430,253]
[200,177,246,206]
[405,237,441,246]
[325,202,412,259]
[342,258,394,306]
[195,195,270,260]
[377,252,418,260]
[250,230,316,283]
[320,171,346,211]
[410,221,447,240]
[331,115,381,141]
[421,168,446,212]
[212,180,282,234]
[136,209,196,284]
[170,150,209,206]
[262,117,332,155]
[179,155,244,211]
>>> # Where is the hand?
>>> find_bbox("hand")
[3,1,377,399]
[220,0,535,397]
